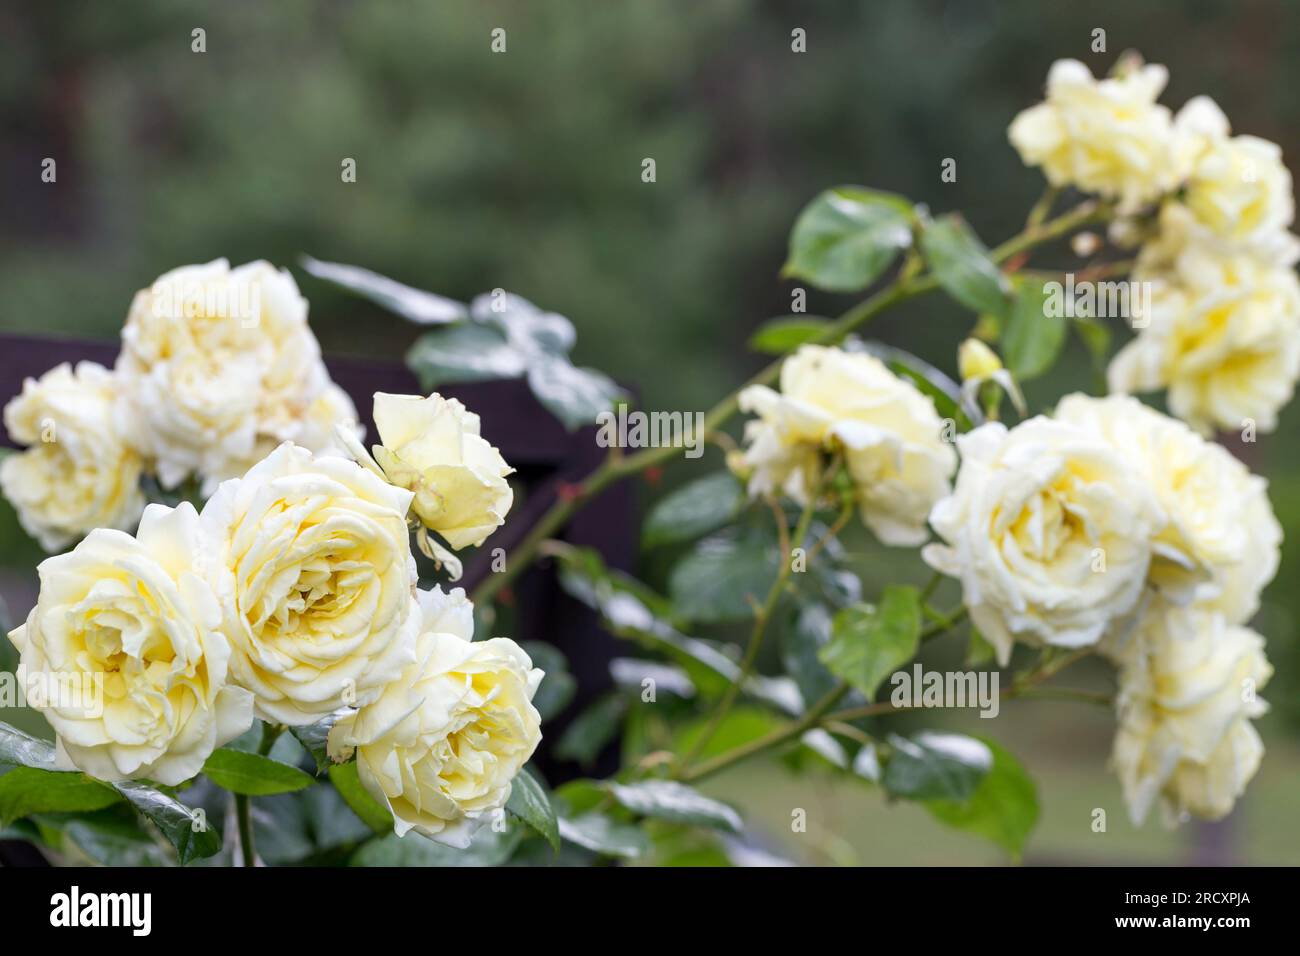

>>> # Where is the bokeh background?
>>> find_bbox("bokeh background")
[2,0,1298,864]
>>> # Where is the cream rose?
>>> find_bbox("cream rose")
[1112,603,1271,824]
[367,391,514,550]
[7,502,253,784]
[115,259,333,488]
[1055,393,1280,626]
[924,417,1165,665]
[327,586,543,847]
[199,442,419,726]
[735,345,956,547]
[1,362,145,552]
[1109,247,1300,433]
[1008,58,1186,212]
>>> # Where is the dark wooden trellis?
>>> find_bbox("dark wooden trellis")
[0,332,632,783]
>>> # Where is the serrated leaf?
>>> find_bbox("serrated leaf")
[505,765,559,852]
[301,256,466,324]
[526,354,623,430]
[924,737,1039,858]
[115,780,221,864]
[818,586,921,700]
[554,692,627,766]
[643,472,745,549]
[328,761,392,834]
[406,323,529,390]
[289,708,349,774]
[520,641,576,723]
[748,316,832,355]
[0,767,121,825]
[604,780,742,832]
[350,825,521,866]
[202,748,314,796]
[882,731,992,802]
[0,721,60,770]
[783,187,914,292]
[1003,279,1066,381]
[920,215,1012,317]
[783,602,839,707]
[558,813,649,859]
[668,527,779,624]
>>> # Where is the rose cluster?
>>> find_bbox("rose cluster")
[1010,57,1300,435]
[4,262,541,848]
[1,260,361,551]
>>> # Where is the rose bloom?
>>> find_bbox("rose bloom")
[114,259,344,490]
[1008,58,1186,212]
[1112,603,1271,824]
[1109,247,1300,434]
[924,417,1164,665]
[369,391,513,550]
[735,345,956,547]
[7,503,253,784]
[1055,393,1280,629]
[200,442,419,726]
[327,587,543,847]
[1,362,145,552]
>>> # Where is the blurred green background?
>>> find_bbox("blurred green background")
[2,0,1298,864]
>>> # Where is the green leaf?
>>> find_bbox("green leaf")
[202,748,314,796]
[748,316,832,355]
[604,780,742,832]
[0,767,121,825]
[520,641,576,723]
[643,472,745,549]
[924,737,1039,858]
[554,692,627,766]
[558,813,650,859]
[328,761,392,834]
[818,586,922,700]
[0,721,60,770]
[505,765,559,852]
[406,323,529,390]
[965,628,996,668]
[553,545,739,697]
[289,709,348,775]
[115,780,221,864]
[301,256,466,324]
[1073,314,1112,377]
[668,527,779,624]
[351,826,522,866]
[783,187,914,292]
[1003,279,1066,381]
[526,354,623,430]
[920,215,1012,317]
[882,731,992,802]
[783,602,839,707]
[58,810,172,867]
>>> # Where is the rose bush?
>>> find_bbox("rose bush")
[0,51,1290,866]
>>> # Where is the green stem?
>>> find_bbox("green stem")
[680,485,824,769]
[234,723,283,867]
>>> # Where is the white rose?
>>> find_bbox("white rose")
[115,259,329,488]
[1008,59,1186,212]
[1109,247,1300,433]
[736,345,956,546]
[368,391,514,550]
[1055,393,1280,626]
[924,417,1164,665]
[1,362,145,552]
[7,503,253,784]
[327,586,543,847]
[1112,603,1270,824]
[200,442,419,725]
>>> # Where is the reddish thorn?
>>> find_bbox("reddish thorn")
[644,466,663,486]
[499,586,516,607]
[557,481,583,502]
